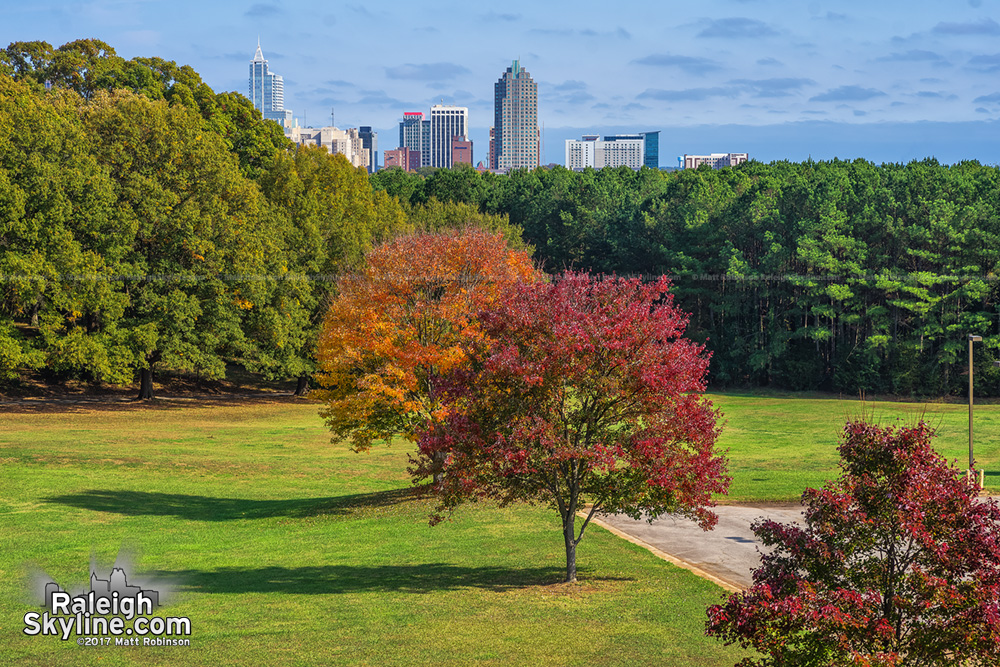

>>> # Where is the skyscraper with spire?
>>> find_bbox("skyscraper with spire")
[249,40,292,127]
[491,60,539,171]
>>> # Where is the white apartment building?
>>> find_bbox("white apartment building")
[565,135,645,170]
[683,153,749,169]
[566,137,598,170]
[285,126,370,170]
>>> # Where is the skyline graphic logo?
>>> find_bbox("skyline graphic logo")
[23,550,192,645]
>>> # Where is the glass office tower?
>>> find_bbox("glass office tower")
[249,41,292,127]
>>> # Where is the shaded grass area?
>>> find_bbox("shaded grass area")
[41,487,420,522]
[151,564,588,595]
[711,390,1000,501]
[1,401,749,667]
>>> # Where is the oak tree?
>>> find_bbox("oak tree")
[414,272,729,582]
[0,74,128,384]
[252,148,410,396]
[80,89,271,399]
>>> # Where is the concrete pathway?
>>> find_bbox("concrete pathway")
[594,496,999,591]
[592,503,807,591]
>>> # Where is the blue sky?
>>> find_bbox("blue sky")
[5,0,1000,166]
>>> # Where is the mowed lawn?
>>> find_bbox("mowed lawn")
[2,392,997,666]
[1,398,751,667]
[713,391,1000,501]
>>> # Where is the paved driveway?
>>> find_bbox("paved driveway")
[595,503,807,591]
[600,496,1000,591]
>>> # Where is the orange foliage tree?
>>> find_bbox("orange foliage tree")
[316,228,538,455]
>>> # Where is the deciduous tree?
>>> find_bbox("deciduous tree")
[706,419,1000,667]
[252,148,410,395]
[316,228,538,449]
[0,75,128,385]
[414,272,729,582]
[80,89,271,399]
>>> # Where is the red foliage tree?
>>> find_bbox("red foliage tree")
[706,420,1000,667]
[414,272,729,582]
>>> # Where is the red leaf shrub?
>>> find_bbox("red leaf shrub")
[706,420,1000,666]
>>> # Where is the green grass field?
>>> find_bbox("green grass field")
[2,391,997,666]
[1,399,752,667]
[713,391,1000,501]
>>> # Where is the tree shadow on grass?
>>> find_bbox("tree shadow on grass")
[42,487,422,521]
[149,564,630,594]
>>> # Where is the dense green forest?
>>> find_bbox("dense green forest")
[0,40,520,397]
[372,160,1000,396]
[3,39,999,397]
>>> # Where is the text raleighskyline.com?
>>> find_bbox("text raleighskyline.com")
[23,566,191,641]
[23,608,191,642]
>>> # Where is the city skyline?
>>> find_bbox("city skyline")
[6,1,1000,165]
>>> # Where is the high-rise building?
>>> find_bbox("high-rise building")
[430,105,468,169]
[565,135,600,170]
[640,131,659,169]
[249,41,292,127]
[399,112,431,168]
[451,138,473,167]
[598,134,644,169]
[491,60,539,171]
[359,126,378,174]
[565,132,661,170]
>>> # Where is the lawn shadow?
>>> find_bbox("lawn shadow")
[149,564,628,594]
[0,393,302,414]
[42,487,421,521]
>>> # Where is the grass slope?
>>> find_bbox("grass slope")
[711,391,1000,501]
[1,400,749,667]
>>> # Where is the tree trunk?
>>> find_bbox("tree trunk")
[137,367,154,401]
[293,375,310,397]
[432,451,446,485]
[564,515,577,583]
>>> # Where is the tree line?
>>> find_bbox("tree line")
[6,38,1000,398]
[0,40,522,397]
[372,159,1000,396]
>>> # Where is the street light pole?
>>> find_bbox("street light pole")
[969,334,982,486]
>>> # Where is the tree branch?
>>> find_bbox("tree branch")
[575,502,601,545]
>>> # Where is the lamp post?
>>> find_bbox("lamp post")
[969,334,983,488]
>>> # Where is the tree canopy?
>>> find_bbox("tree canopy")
[0,40,413,396]
[371,160,1000,396]
[415,272,729,582]
[316,228,538,449]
